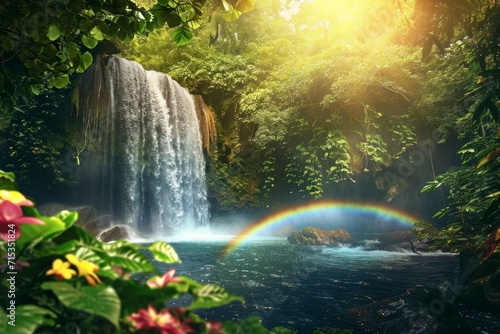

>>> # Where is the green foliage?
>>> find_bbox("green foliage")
[418,135,500,251]
[0,91,69,188]
[121,0,426,206]
[260,148,277,200]
[0,305,56,334]
[388,115,417,157]
[206,142,263,212]
[271,326,296,334]
[41,282,121,328]
[149,240,182,263]
[0,0,254,118]
[0,170,265,334]
[409,1,500,253]
[269,327,352,334]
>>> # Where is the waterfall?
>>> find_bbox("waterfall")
[78,56,209,236]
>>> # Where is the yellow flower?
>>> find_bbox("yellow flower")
[0,190,34,206]
[46,259,76,280]
[65,254,101,286]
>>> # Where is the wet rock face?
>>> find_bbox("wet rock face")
[100,225,130,242]
[287,226,355,246]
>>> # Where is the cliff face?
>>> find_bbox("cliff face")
[287,226,355,246]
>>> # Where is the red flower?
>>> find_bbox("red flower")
[147,268,183,289]
[128,305,193,334]
[0,201,44,242]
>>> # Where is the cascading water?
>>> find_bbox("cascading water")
[78,56,209,236]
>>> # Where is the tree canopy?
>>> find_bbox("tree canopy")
[0,0,254,112]
[1,0,499,251]
[119,0,500,250]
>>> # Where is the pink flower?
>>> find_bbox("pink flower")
[112,265,130,279]
[0,201,44,242]
[207,320,224,333]
[147,268,183,289]
[128,305,193,334]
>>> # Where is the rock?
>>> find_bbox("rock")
[81,215,114,237]
[368,230,430,253]
[459,251,500,310]
[377,230,414,245]
[100,225,130,242]
[287,226,354,246]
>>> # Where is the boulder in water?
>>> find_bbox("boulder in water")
[287,226,354,246]
[369,230,430,253]
[100,225,130,242]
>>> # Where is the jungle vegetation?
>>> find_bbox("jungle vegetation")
[0,0,499,252]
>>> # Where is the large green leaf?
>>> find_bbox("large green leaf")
[52,74,70,89]
[149,241,181,263]
[102,239,141,251]
[420,180,442,193]
[101,244,155,273]
[117,280,187,313]
[33,240,79,257]
[82,35,98,49]
[188,284,243,310]
[271,327,295,334]
[0,170,16,183]
[15,212,67,251]
[56,210,79,228]
[223,316,267,334]
[39,45,58,63]
[78,51,93,73]
[133,19,147,34]
[90,26,104,41]
[222,7,241,22]
[53,225,100,248]
[172,25,193,46]
[177,4,196,22]
[0,304,56,334]
[47,25,61,41]
[41,282,120,328]
[0,170,18,190]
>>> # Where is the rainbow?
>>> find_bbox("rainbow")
[220,200,421,257]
